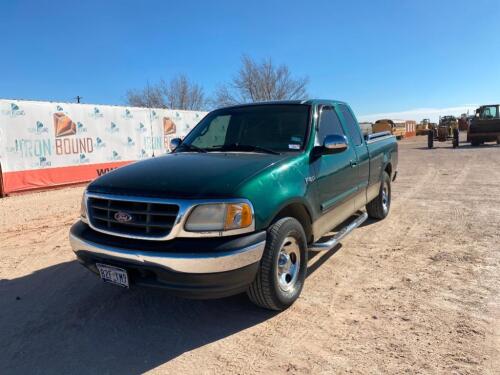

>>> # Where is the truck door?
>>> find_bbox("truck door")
[336,104,370,210]
[312,105,358,236]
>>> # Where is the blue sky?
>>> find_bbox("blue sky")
[1,0,499,119]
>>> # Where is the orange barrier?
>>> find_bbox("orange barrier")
[2,161,132,194]
[405,121,416,138]
[0,163,4,197]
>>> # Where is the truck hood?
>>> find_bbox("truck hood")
[87,152,291,198]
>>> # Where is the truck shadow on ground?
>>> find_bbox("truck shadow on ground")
[1,244,344,374]
[0,261,276,373]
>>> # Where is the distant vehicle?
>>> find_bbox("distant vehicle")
[428,116,459,148]
[416,119,434,135]
[458,114,469,131]
[467,105,500,146]
[358,122,373,136]
[373,119,406,139]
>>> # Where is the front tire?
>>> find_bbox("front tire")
[366,171,391,220]
[247,217,308,311]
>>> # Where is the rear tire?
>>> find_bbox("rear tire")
[366,172,391,220]
[247,217,308,311]
[427,131,433,148]
[452,128,459,148]
[471,140,480,147]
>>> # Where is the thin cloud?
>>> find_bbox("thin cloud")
[358,105,478,123]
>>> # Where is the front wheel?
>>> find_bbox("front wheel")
[247,217,308,311]
[366,171,391,220]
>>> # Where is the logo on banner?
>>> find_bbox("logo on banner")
[163,117,177,150]
[28,121,49,135]
[56,105,64,111]
[144,136,162,151]
[90,107,104,118]
[137,149,148,159]
[53,112,94,156]
[54,112,77,137]
[10,139,52,158]
[94,137,106,149]
[108,150,121,161]
[135,122,147,133]
[31,156,52,168]
[122,109,133,119]
[2,103,25,117]
[150,110,159,120]
[106,122,119,133]
[76,122,88,134]
[124,136,135,147]
[72,153,90,164]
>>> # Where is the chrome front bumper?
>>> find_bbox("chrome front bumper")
[69,231,266,274]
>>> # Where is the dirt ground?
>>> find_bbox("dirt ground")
[1,135,499,374]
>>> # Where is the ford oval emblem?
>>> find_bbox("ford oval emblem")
[114,211,132,223]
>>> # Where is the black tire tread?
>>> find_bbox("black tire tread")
[366,172,390,220]
[247,217,305,311]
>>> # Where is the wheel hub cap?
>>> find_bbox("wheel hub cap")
[382,182,389,213]
[277,236,300,292]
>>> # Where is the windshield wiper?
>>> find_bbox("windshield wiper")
[175,143,207,153]
[207,143,280,155]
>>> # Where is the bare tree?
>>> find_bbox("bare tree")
[125,75,207,110]
[125,82,165,108]
[160,75,206,110]
[214,55,309,107]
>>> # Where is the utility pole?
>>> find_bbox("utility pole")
[75,96,82,103]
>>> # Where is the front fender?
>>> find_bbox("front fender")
[235,154,316,231]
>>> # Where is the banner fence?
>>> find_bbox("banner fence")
[0,99,207,195]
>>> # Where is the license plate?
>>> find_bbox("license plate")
[96,263,129,288]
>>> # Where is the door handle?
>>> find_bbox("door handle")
[350,160,358,168]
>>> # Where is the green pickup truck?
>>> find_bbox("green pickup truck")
[70,100,398,310]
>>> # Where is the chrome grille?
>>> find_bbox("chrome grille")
[87,197,179,238]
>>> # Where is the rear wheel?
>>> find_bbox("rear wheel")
[471,140,480,147]
[452,128,459,148]
[247,217,308,311]
[366,172,391,220]
[427,131,433,148]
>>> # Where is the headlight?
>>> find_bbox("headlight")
[80,193,88,223]
[185,202,253,232]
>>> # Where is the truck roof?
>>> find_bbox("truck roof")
[218,99,348,110]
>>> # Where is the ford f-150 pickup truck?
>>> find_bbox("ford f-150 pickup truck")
[70,100,398,310]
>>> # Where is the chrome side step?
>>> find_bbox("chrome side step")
[308,211,368,251]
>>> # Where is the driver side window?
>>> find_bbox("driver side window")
[316,106,345,145]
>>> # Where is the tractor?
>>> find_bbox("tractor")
[428,116,459,148]
[416,118,434,135]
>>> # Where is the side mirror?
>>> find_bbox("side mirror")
[323,134,348,154]
[170,138,182,151]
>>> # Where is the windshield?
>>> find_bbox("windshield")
[480,106,499,119]
[178,104,310,153]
